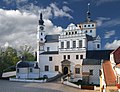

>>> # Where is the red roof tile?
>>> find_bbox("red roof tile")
[111,46,120,64]
[102,60,116,86]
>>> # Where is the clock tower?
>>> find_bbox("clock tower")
[37,13,45,63]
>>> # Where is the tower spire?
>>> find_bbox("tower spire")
[87,3,91,22]
[39,13,44,25]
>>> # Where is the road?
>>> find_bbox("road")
[0,80,100,92]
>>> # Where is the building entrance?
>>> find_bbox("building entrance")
[63,67,68,75]
[61,60,71,75]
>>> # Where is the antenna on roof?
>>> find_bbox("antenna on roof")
[87,3,91,22]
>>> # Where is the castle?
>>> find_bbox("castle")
[16,4,112,85]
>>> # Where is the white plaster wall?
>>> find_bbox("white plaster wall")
[115,68,120,75]
[83,65,101,84]
[16,68,40,78]
[39,54,62,78]
[44,42,58,51]
[19,68,28,74]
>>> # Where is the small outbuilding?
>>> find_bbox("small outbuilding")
[16,61,40,79]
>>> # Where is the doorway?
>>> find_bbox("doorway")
[63,67,68,75]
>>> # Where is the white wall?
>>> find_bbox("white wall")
[39,54,62,78]
[16,68,40,79]
[83,65,101,84]
[44,42,58,51]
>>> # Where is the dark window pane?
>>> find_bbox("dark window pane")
[67,41,70,48]
[79,40,82,48]
[75,68,80,74]
[76,55,79,59]
[68,55,70,59]
[55,66,59,71]
[49,57,52,61]
[61,42,64,49]
[90,70,93,75]
[73,41,76,48]
[80,55,83,59]
[45,66,49,71]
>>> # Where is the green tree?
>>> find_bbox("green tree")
[0,47,20,78]
[18,45,35,61]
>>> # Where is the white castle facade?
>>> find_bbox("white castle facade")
[16,4,105,85]
[37,4,101,83]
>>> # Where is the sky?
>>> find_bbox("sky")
[0,0,120,50]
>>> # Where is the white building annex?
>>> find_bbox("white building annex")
[16,4,112,85]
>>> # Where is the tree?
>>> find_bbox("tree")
[0,47,19,78]
[18,45,35,61]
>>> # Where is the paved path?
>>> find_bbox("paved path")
[0,80,99,92]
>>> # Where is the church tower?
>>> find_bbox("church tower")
[78,3,97,38]
[37,13,45,63]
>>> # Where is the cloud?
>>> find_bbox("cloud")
[102,18,120,27]
[92,0,120,6]
[104,30,115,39]
[0,9,63,49]
[49,3,73,19]
[96,17,110,27]
[105,40,120,49]
[18,3,73,19]
[96,17,120,28]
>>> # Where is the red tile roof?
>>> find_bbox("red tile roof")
[111,46,120,64]
[102,60,116,86]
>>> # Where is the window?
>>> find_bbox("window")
[69,32,71,35]
[17,69,19,73]
[45,65,49,71]
[90,70,93,75]
[85,30,87,33]
[66,32,68,35]
[47,47,50,51]
[61,42,64,49]
[73,41,76,48]
[75,31,77,34]
[30,68,33,73]
[88,25,90,27]
[80,55,83,59]
[72,32,74,34]
[41,33,43,35]
[67,41,70,48]
[41,38,43,41]
[75,68,80,74]
[79,25,81,28]
[90,30,92,33]
[55,66,59,71]
[92,24,94,27]
[79,40,82,48]
[76,55,79,59]
[68,55,70,59]
[49,57,52,61]
[84,25,86,27]
[63,55,66,59]
[97,44,100,48]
